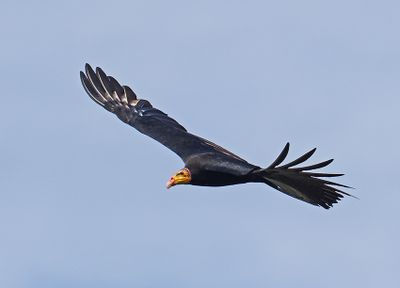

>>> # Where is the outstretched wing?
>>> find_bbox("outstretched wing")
[260,143,354,209]
[80,64,247,163]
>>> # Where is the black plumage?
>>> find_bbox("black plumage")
[80,64,352,209]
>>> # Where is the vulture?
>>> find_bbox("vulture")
[80,64,352,209]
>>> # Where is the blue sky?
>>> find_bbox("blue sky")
[1,0,399,287]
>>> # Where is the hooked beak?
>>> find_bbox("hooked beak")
[166,168,192,189]
[166,177,175,189]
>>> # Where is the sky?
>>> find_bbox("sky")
[1,0,399,287]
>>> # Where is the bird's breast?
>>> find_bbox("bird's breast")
[186,153,258,186]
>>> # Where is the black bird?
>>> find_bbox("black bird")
[80,64,351,209]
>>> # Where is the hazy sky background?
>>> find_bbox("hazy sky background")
[1,0,399,287]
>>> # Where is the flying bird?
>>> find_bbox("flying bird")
[80,64,351,209]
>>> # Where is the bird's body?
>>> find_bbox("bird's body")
[185,152,258,186]
[80,64,352,209]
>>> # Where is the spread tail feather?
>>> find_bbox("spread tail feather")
[255,143,353,209]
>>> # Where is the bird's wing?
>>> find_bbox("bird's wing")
[80,64,247,163]
[259,143,354,209]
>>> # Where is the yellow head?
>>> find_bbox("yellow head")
[166,168,191,189]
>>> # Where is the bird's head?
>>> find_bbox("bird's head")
[166,168,192,189]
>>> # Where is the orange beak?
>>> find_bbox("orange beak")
[166,168,192,189]
[166,177,175,189]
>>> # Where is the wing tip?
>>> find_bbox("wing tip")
[79,70,86,83]
[264,143,353,208]
[85,63,94,75]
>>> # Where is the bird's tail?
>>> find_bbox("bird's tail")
[252,143,352,209]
